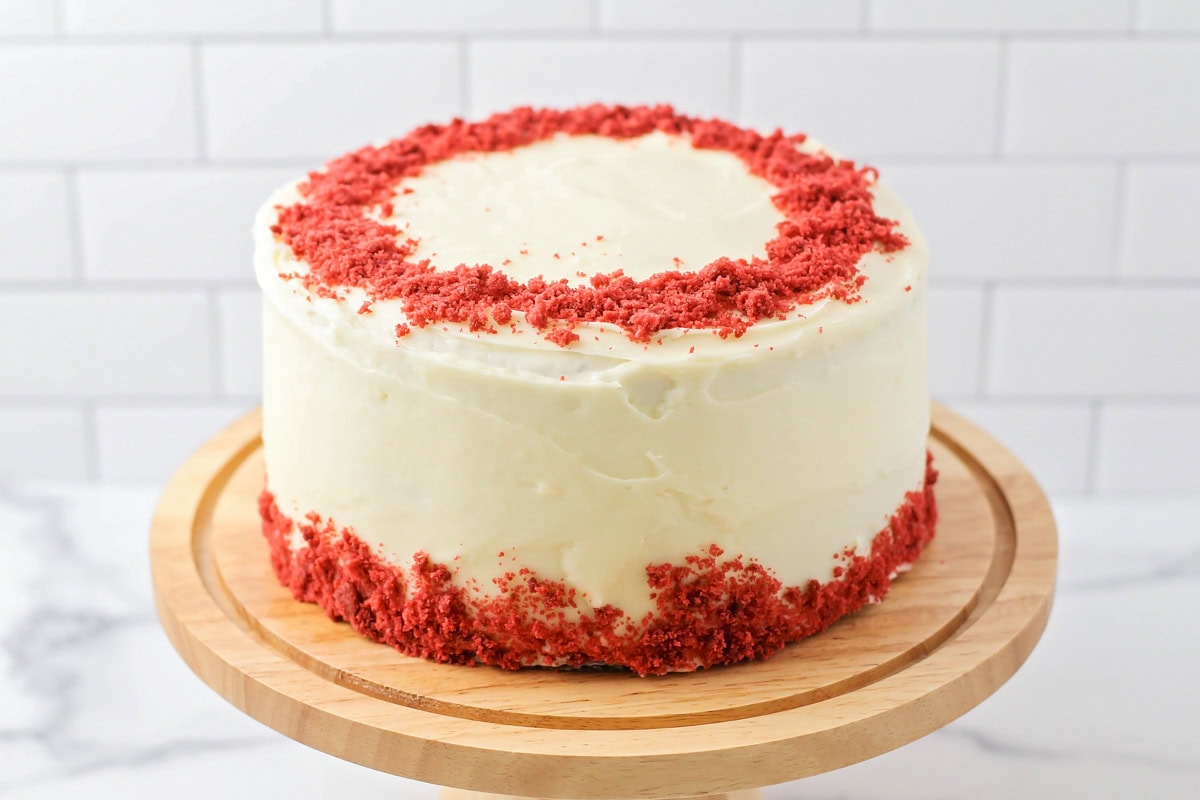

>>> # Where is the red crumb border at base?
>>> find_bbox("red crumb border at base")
[258,455,938,677]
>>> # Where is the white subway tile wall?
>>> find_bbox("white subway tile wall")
[332,1,594,33]
[1137,0,1200,31]
[94,402,255,481]
[1096,404,1200,494]
[741,40,1000,157]
[62,1,327,36]
[880,164,1118,280]
[988,288,1200,397]
[943,401,1095,495]
[0,172,73,278]
[202,42,462,160]
[0,407,89,480]
[216,289,262,398]
[0,0,54,36]
[0,45,197,161]
[599,0,860,32]
[0,1,1196,493]
[868,0,1133,32]
[927,287,986,397]
[0,290,213,397]
[1119,165,1200,277]
[78,168,306,280]
[1005,41,1200,156]
[468,40,732,118]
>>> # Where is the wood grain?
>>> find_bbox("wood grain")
[151,404,1056,799]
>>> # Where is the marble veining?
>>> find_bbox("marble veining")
[0,484,1197,799]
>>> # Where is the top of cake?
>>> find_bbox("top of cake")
[256,104,924,364]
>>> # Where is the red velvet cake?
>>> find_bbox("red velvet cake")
[253,105,936,675]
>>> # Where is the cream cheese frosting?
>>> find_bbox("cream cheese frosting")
[390,131,783,283]
[253,111,932,670]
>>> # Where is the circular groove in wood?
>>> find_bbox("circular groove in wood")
[199,428,1003,731]
[151,405,1057,798]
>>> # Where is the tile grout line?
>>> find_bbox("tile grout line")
[62,166,85,285]
[52,0,66,36]
[1128,0,1143,31]
[975,282,995,397]
[1109,159,1129,278]
[207,287,225,398]
[728,36,742,120]
[7,31,1200,45]
[458,36,471,116]
[1085,398,1105,494]
[993,37,1010,156]
[322,0,335,36]
[190,40,209,162]
[81,398,101,481]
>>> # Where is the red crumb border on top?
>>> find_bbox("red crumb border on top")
[270,104,908,346]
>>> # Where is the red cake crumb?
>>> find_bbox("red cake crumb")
[270,104,908,347]
[258,454,937,676]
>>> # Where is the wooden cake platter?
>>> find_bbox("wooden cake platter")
[151,404,1056,800]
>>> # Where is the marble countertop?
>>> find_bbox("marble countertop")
[1,483,1197,800]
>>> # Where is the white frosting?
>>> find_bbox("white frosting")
[391,132,783,282]
[254,132,930,622]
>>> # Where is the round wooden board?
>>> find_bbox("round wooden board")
[151,404,1056,799]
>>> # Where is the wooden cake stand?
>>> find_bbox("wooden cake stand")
[151,404,1056,800]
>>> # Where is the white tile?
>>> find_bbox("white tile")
[217,289,261,397]
[988,287,1200,396]
[469,40,731,119]
[0,406,88,480]
[880,164,1117,280]
[0,290,213,397]
[928,286,985,397]
[78,168,302,281]
[202,42,461,160]
[600,0,860,31]
[1096,403,1200,493]
[1137,0,1200,31]
[1119,164,1200,278]
[0,172,73,279]
[333,0,591,31]
[95,402,252,482]
[0,45,196,161]
[944,401,1092,495]
[1006,42,1200,156]
[869,0,1130,31]
[0,0,55,34]
[741,40,999,158]
[64,0,324,34]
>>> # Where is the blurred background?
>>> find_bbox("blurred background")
[0,0,1197,496]
[1,3,1198,800]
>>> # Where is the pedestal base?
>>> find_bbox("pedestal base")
[441,792,763,800]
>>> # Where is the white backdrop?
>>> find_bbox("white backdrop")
[0,0,1197,496]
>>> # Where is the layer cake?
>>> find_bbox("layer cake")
[253,105,937,675]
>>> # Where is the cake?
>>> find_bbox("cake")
[253,104,937,676]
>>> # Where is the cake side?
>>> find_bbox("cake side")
[253,105,934,674]
[258,456,936,676]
